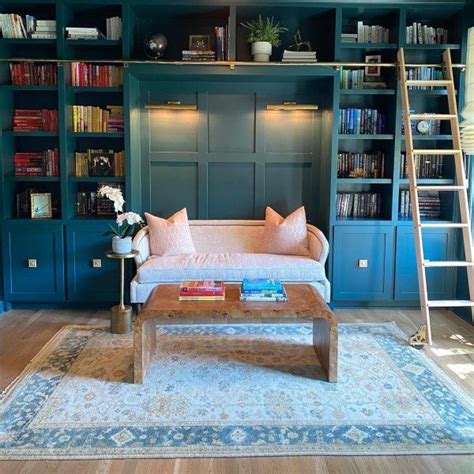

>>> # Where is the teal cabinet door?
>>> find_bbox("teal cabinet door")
[395,227,456,301]
[332,225,394,301]
[66,224,120,302]
[2,222,65,302]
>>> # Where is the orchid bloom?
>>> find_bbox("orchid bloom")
[116,212,144,227]
[97,185,125,213]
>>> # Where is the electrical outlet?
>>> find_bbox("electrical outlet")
[27,259,37,268]
[358,259,368,268]
[92,259,102,268]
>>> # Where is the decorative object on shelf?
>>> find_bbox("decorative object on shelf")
[30,192,52,219]
[105,249,138,334]
[144,33,168,59]
[98,185,144,254]
[416,120,431,135]
[460,27,474,153]
[90,151,114,177]
[189,34,210,51]
[364,54,381,77]
[241,15,287,62]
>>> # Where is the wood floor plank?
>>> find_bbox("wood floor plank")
[0,308,472,474]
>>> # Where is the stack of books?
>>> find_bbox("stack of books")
[399,191,441,219]
[282,50,317,62]
[182,50,216,61]
[30,19,56,39]
[14,149,59,177]
[106,17,122,40]
[66,27,103,40]
[72,105,124,133]
[240,279,288,302]
[179,281,225,301]
[341,33,358,44]
[75,149,125,177]
[71,63,123,87]
[13,109,58,132]
[10,62,57,86]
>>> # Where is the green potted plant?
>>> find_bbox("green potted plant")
[241,15,287,62]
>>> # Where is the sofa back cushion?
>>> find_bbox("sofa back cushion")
[145,209,196,256]
[189,220,264,254]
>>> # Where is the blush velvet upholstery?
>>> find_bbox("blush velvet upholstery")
[131,220,330,302]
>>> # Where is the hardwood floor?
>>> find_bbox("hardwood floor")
[0,307,472,474]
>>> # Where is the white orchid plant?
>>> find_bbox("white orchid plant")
[98,185,145,239]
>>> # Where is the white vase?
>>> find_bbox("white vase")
[251,41,272,62]
[112,236,132,254]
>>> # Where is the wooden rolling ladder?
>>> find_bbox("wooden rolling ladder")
[398,48,474,345]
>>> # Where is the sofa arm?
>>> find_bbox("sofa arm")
[132,226,151,267]
[307,224,329,266]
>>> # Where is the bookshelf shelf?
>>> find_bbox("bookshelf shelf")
[340,43,397,49]
[408,90,453,96]
[65,39,121,47]
[399,178,454,185]
[338,134,394,140]
[335,218,393,225]
[2,131,58,137]
[68,87,123,93]
[403,135,453,141]
[0,85,58,92]
[6,176,60,182]
[70,176,125,183]
[402,44,461,50]
[337,178,392,185]
[67,132,124,138]
[339,89,395,95]
[0,38,56,45]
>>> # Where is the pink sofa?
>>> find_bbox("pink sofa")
[131,219,330,303]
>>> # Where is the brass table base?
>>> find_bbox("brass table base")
[111,305,133,334]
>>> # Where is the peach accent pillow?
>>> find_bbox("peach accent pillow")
[145,209,196,256]
[260,206,311,256]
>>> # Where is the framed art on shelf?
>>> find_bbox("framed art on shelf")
[365,55,382,77]
[30,193,52,219]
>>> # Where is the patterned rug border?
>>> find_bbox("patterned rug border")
[1,322,473,460]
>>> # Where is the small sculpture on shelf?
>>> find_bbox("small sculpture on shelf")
[144,33,168,59]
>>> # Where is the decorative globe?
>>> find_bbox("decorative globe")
[144,33,168,59]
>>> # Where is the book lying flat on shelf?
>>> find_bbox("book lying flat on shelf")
[399,190,441,218]
[179,281,225,301]
[240,279,288,302]
[66,27,104,40]
[282,50,317,62]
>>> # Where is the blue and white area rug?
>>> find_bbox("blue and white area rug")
[0,323,473,459]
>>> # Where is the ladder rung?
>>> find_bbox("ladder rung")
[409,114,457,120]
[427,300,474,308]
[416,185,464,192]
[423,261,474,267]
[406,80,452,87]
[412,149,462,155]
[420,223,469,228]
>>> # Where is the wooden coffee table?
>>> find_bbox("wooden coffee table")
[133,284,338,384]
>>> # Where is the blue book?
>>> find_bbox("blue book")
[242,278,283,293]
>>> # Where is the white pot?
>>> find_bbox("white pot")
[112,236,132,254]
[251,41,272,62]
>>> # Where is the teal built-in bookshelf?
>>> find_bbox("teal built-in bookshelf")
[0,0,472,311]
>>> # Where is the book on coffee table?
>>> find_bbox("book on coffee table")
[240,278,288,302]
[179,280,225,301]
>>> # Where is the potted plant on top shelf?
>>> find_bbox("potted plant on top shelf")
[98,185,144,254]
[241,15,287,62]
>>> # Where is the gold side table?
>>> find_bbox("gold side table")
[106,250,138,334]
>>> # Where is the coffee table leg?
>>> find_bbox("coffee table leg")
[313,317,338,382]
[134,318,156,384]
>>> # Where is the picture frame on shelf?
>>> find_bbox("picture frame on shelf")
[365,55,382,77]
[189,35,210,51]
[30,193,52,219]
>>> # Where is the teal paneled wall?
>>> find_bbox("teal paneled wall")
[138,78,333,223]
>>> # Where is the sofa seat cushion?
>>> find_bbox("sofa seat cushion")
[137,253,326,284]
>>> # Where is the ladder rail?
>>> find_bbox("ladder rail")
[398,48,433,344]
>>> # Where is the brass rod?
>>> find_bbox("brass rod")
[0,57,466,69]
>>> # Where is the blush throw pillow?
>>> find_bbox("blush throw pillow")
[145,209,196,256]
[261,206,311,257]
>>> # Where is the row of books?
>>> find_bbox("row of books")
[336,192,382,218]
[339,69,387,90]
[281,50,317,63]
[406,67,444,90]
[71,105,124,133]
[70,63,123,88]
[75,149,125,178]
[14,149,59,177]
[0,14,56,39]
[13,109,58,132]
[106,17,122,41]
[342,22,390,44]
[338,108,387,135]
[400,153,444,179]
[16,189,59,218]
[179,281,225,301]
[406,24,449,45]
[337,152,385,179]
[240,279,288,302]
[76,183,124,217]
[10,62,57,86]
[399,190,441,219]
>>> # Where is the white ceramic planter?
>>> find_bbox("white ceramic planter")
[112,236,132,254]
[251,41,272,62]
